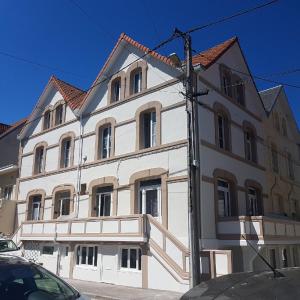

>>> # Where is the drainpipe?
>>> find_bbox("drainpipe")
[75,114,84,218]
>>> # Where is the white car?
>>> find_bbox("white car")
[0,238,23,257]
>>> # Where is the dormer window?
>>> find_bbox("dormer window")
[43,110,52,130]
[55,104,64,126]
[111,78,121,102]
[131,68,142,95]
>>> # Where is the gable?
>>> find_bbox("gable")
[80,35,181,115]
[199,40,266,119]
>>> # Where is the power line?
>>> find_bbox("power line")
[186,0,279,34]
[0,49,88,79]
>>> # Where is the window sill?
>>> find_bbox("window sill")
[118,268,141,273]
[75,264,98,270]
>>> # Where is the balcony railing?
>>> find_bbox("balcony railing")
[20,215,146,242]
[217,215,300,243]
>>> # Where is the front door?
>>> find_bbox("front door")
[59,245,70,278]
[139,179,161,221]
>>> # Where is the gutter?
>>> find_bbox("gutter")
[0,164,18,175]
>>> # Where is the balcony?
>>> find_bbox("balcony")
[19,215,146,243]
[217,216,300,244]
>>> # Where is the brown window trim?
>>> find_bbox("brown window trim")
[243,121,258,164]
[107,71,126,105]
[42,106,53,131]
[245,179,264,216]
[52,184,75,219]
[58,132,75,169]
[125,60,147,97]
[213,102,232,152]
[94,118,116,161]
[135,101,162,151]
[129,168,168,228]
[87,177,118,217]
[26,189,46,221]
[32,142,48,175]
[213,169,238,222]
[53,100,66,126]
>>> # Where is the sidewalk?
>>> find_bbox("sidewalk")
[66,279,183,300]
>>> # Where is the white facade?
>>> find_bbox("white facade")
[13,34,300,292]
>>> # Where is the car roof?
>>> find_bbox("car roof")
[0,254,30,265]
[181,268,300,299]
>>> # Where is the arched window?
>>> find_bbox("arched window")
[136,102,161,150]
[220,65,232,97]
[245,180,263,216]
[287,152,294,179]
[95,119,115,160]
[243,122,257,163]
[232,74,245,106]
[59,133,75,169]
[273,112,280,132]
[107,71,125,104]
[214,103,231,151]
[54,103,65,126]
[43,109,52,130]
[33,143,47,175]
[26,190,46,221]
[271,143,279,173]
[126,61,147,97]
[111,77,121,102]
[213,169,238,218]
[282,118,288,137]
[52,186,75,219]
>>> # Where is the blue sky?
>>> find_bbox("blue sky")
[0,0,299,127]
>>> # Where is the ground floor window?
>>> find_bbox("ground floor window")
[76,245,98,267]
[269,248,276,268]
[120,248,141,271]
[42,246,54,255]
[282,248,288,268]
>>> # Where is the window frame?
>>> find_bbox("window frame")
[243,123,257,163]
[52,186,74,219]
[54,102,65,126]
[271,144,279,173]
[33,143,47,175]
[3,185,13,200]
[95,186,112,217]
[287,152,294,180]
[76,245,98,269]
[58,133,75,169]
[43,109,52,131]
[119,247,142,272]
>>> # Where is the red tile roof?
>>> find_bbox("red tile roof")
[192,37,237,68]
[51,76,86,110]
[0,123,11,135]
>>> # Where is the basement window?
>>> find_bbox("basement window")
[120,248,141,271]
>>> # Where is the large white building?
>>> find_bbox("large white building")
[13,33,300,292]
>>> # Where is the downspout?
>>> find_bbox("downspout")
[75,114,84,218]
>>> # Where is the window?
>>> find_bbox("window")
[287,152,294,179]
[99,125,112,159]
[120,248,141,271]
[293,247,298,266]
[55,104,64,126]
[54,191,71,218]
[95,186,112,217]
[76,245,98,267]
[282,118,288,137]
[273,112,280,132]
[244,129,256,162]
[271,145,279,173]
[216,113,230,151]
[220,66,232,97]
[111,78,121,102]
[42,246,54,255]
[43,110,52,130]
[232,75,245,106]
[3,186,13,200]
[141,111,156,149]
[61,138,71,168]
[139,179,161,218]
[217,179,232,217]
[31,196,41,220]
[34,146,45,174]
[269,249,276,268]
[131,68,142,95]
[247,188,262,216]
[282,248,288,268]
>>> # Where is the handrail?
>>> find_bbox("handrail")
[147,214,190,281]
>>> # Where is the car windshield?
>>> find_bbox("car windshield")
[0,262,79,300]
[0,240,18,252]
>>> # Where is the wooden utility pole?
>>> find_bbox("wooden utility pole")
[175,28,202,287]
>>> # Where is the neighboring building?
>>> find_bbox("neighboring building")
[0,118,27,236]
[12,34,300,292]
[259,86,300,269]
